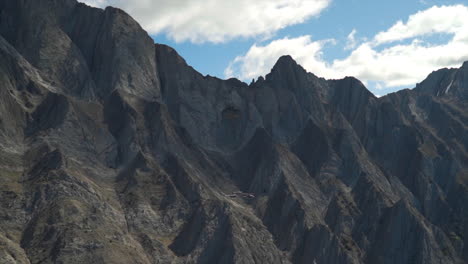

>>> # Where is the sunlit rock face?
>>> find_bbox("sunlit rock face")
[0,0,467,263]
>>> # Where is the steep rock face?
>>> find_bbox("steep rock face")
[415,62,468,100]
[0,1,467,264]
[156,44,260,151]
[0,0,160,99]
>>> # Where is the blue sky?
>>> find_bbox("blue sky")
[154,0,430,75]
[82,0,468,96]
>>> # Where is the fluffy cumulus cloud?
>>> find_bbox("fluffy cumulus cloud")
[374,5,468,45]
[226,5,468,91]
[79,0,330,43]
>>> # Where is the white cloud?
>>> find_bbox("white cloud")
[374,5,467,45]
[79,0,106,7]
[226,5,468,91]
[78,0,331,43]
[344,29,357,50]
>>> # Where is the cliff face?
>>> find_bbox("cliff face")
[0,1,467,263]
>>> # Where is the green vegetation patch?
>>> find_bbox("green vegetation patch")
[0,169,23,193]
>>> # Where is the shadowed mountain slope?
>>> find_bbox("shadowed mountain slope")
[0,1,467,263]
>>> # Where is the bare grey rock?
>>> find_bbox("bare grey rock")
[0,0,467,263]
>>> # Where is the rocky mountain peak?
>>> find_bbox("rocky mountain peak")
[414,62,468,100]
[462,61,468,69]
[272,55,300,69]
[0,0,467,263]
[267,55,307,81]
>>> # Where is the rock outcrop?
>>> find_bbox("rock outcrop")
[0,1,467,263]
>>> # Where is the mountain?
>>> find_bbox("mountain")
[0,0,467,263]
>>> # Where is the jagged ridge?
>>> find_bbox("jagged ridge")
[0,1,467,264]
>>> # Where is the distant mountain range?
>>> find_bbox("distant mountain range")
[0,0,467,263]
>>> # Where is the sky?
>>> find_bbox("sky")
[80,0,468,96]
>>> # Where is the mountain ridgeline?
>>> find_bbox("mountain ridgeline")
[0,0,467,263]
